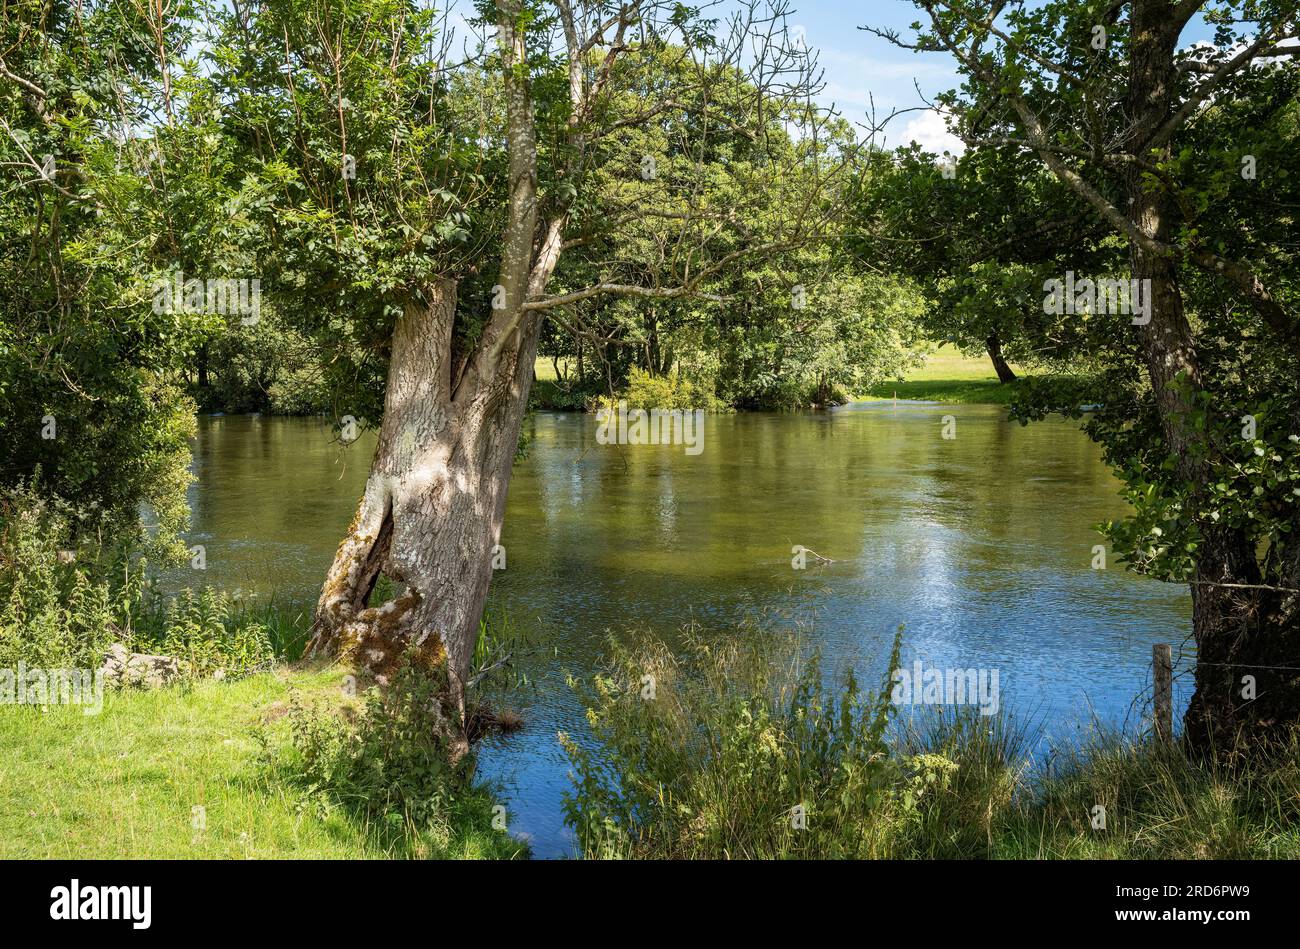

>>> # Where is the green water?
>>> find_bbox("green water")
[177,404,1192,856]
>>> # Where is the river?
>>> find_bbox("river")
[173,403,1194,857]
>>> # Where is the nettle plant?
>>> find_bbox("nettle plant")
[271,654,525,857]
[0,483,146,670]
[159,589,276,680]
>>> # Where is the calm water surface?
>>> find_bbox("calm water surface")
[174,403,1193,857]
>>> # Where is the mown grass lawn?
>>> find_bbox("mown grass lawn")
[860,347,1021,404]
[0,666,518,859]
[535,350,1026,406]
[533,356,566,381]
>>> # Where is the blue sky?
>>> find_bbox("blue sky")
[791,0,967,151]
[784,0,1222,153]
[433,0,1227,154]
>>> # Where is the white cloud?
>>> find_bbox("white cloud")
[898,109,964,156]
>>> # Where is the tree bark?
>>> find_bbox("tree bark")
[306,0,551,755]
[1123,1,1300,760]
[811,377,833,406]
[305,278,540,743]
[984,332,1016,383]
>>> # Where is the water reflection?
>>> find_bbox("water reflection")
[170,404,1193,857]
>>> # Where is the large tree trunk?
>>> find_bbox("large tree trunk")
[984,332,1016,383]
[1125,2,1300,760]
[1135,232,1293,756]
[811,377,833,406]
[1182,552,1300,758]
[305,277,539,741]
[1134,254,1300,761]
[305,0,553,754]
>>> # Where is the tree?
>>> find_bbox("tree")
[868,0,1300,758]
[850,139,1128,384]
[0,0,209,561]
[202,0,846,741]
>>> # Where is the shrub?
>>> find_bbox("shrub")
[530,377,604,412]
[270,658,528,859]
[590,368,729,415]
[199,317,332,416]
[560,625,967,859]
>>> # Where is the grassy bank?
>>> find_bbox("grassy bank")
[859,348,1021,404]
[5,632,1298,859]
[0,483,525,859]
[0,663,525,859]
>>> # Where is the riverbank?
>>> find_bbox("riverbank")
[562,629,1300,860]
[858,378,1020,404]
[530,349,1028,411]
[0,663,525,859]
[3,644,1297,858]
[857,348,1021,404]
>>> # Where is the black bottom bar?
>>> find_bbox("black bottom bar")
[0,859,1285,934]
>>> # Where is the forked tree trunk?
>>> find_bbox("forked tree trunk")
[305,277,540,737]
[304,0,556,756]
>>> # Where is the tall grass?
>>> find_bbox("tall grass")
[892,706,1037,857]
[999,730,1300,858]
[0,481,307,679]
[263,656,528,859]
[562,627,1300,859]
[562,625,959,858]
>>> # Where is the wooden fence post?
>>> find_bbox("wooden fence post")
[1153,643,1173,743]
